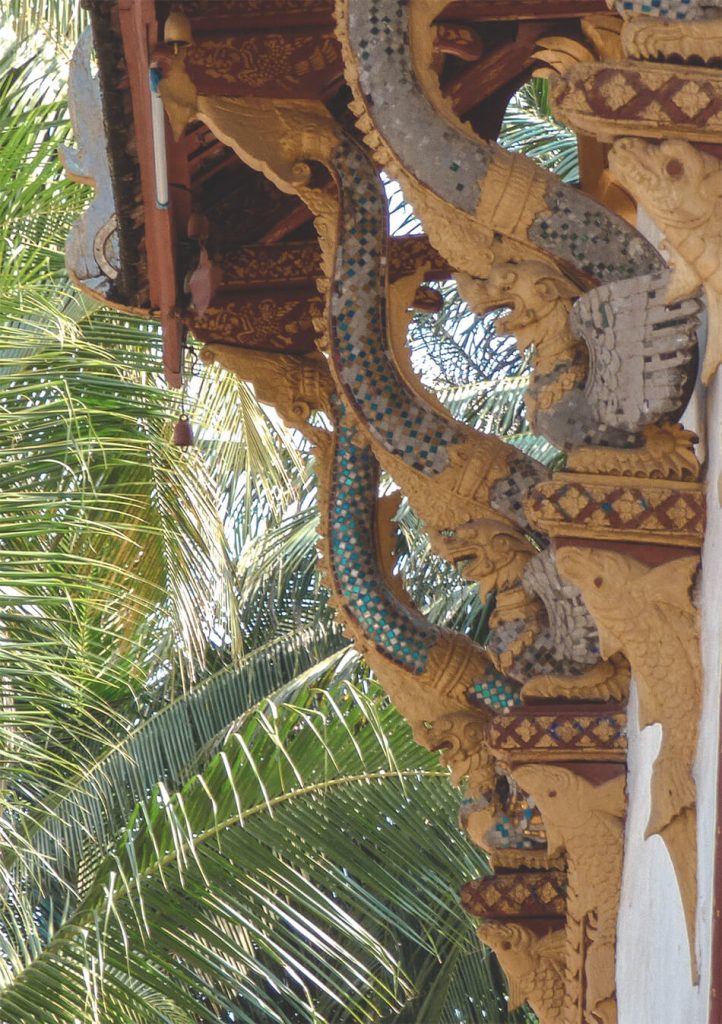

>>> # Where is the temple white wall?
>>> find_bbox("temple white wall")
[616,238,721,1021]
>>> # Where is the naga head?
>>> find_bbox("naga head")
[428,517,536,597]
[426,712,494,792]
[487,261,579,350]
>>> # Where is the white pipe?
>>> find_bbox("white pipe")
[149,65,169,209]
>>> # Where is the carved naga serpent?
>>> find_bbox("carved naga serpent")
[335,0,701,469]
[337,0,660,283]
[199,344,523,749]
[200,345,564,887]
[322,133,610,687]
[176,86,604,688]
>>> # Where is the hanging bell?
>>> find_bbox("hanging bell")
[173,413,194,447]
[164,10,193,49]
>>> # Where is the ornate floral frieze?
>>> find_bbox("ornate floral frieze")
[552,60,722,143]
[487,708,627,764]
[175,32,341,98]
[211,235,448,291]
[526,473,705,547]
[189,292,323,353]
[461,871,567,920]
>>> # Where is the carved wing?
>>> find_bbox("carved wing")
[570,270,699,435]
[59,27,119,296]
[523,550,600,669]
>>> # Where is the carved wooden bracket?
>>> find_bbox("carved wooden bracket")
[556,546,702,982]
[514,764,626,1024]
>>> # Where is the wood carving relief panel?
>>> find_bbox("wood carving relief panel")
[175,32,342,98]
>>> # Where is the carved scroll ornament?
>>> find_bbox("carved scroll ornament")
[621,13,722,62]
[60,27,121,304]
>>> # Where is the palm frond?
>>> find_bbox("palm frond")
[1,629,349,905]
[0,680,499,1024]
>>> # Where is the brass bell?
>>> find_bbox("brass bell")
[164,10,193,49]
[173,414,194,447]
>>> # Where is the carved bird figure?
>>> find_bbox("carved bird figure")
[514,765,625,1024]
[555,548,701,982]
[610,137,719,383]
[477,921,565,1024]
[461,261,699,455]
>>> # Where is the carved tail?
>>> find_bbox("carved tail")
[701,288,722,385]
[647,756,698,985]
[656,806,699,985]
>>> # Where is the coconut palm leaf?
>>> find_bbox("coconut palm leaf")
[0,678,523,1024]
[500,79,579,184]
[1,632,349,903]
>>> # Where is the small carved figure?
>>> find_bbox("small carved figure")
[460,776,547,859]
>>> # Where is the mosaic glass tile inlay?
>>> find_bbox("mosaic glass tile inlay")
[330,138,460,475]
[348,0,491,213]
[330,424,439,672]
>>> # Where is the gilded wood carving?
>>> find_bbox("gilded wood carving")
[556,548,702,981]
[609,137,722,384]
[63,7,719,1021]
[477,922,566,1024]
[514,765,626,1024]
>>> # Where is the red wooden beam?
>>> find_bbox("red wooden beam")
[117,0,184,387]
[443,0,609,20]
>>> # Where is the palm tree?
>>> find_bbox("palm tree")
[0,7,575,1021]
